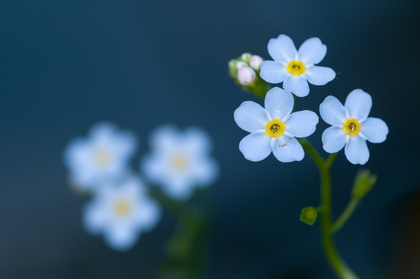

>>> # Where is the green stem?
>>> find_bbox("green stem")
[300,139,359,279]
[332,199,359,234]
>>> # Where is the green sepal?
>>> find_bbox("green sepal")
[300,206,318,225]
[352,169,377,200]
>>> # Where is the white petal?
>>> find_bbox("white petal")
[183,127,212,153]
[272,137,304,162]
[239,133,272,162]
[264,87,294,120]
[286,110,319,138]
[104,225,137,251]
[298,37,327,65]
[234,101,267,133]
[344,89,372,121]
[344,136,370,165]
[260,61,288,83]
[319,96,348,126]
[267,34,297,63]
[361,117,388,143]
[305,66,336,86]
[283,75,310,97]
[321,127,347,153]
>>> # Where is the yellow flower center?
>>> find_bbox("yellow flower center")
[287,61,306,75]
[343,118,361,136]
[172,155,187,169]
[94,150,111,166]
[115,200,131,216]
[265,119,286,137]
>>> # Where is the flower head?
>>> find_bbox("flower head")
[83,176,160,251]
[260,34,336,97]
[234,87,319,162]
[142,125,219,200]
[320,89,389,165]
[63,123,137,192]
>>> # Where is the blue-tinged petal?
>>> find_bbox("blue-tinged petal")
[260,61,287,83]
[319,96,348,126]
[298,37,327,65]
[344,89,372,121]
[286,110,319,138]
[272,137,304,162]
[344,136,370,165]
[239,132,271,162]
[264,87,294,120]
[234,101,268,133]
[283,75,310,97]
[322,127,347,153]
[361,117,389,143]
[305,66,336,85]
[267,34,297,63]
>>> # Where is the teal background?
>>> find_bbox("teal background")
[1,1,419,278]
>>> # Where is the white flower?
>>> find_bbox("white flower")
[234,87,319,162]
[63,123,137,192]
[237,66,256,85]
[319,89,389,165]
[142,125,218,200]
[83,176,160,251]
[260,34,336,97]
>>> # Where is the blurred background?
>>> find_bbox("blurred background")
[1,0,419,278]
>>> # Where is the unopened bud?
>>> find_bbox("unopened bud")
[250,55,263,70]
[300,206,318,225]
[237,66,256,86]
[352,169,377,200]
[236,61,248,69]
[240,53,252,63]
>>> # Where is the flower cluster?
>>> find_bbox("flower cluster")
[233,34,388,164]
[63,122,218,250]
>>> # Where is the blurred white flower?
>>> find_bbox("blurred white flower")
[142,125,218,200]
[320,89,388,165]
[260,34,335,97]
[83,176,160,251]
[63,123,137,192]
[234,87,318,162]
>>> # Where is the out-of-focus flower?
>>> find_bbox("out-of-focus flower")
[83,176,160,251]
[63,123,137,192]
[320,89,388,165]
[234,87,318,162]
[260,34,335,97]
[142,125,218,200]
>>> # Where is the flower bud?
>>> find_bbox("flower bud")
[237,66,256,86]
[236,61,248,69]
[240,53,252,63]
[228,60,239,78]
[250,55,263,70]
[300,206,318,225]
[352,169,377,200]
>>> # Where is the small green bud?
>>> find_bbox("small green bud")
[352,169,377,200]
[300,206,318,225]
[240,53,252,63]
[228,59,239,78]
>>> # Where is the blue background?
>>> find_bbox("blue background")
[1,0,419,278]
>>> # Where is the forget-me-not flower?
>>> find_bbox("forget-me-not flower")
[234,87,319,162]
[63,123,137,192]
[260,34,336,97]
[83,176,160,251]
[142,125,219,200]
[319,89,389,165]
